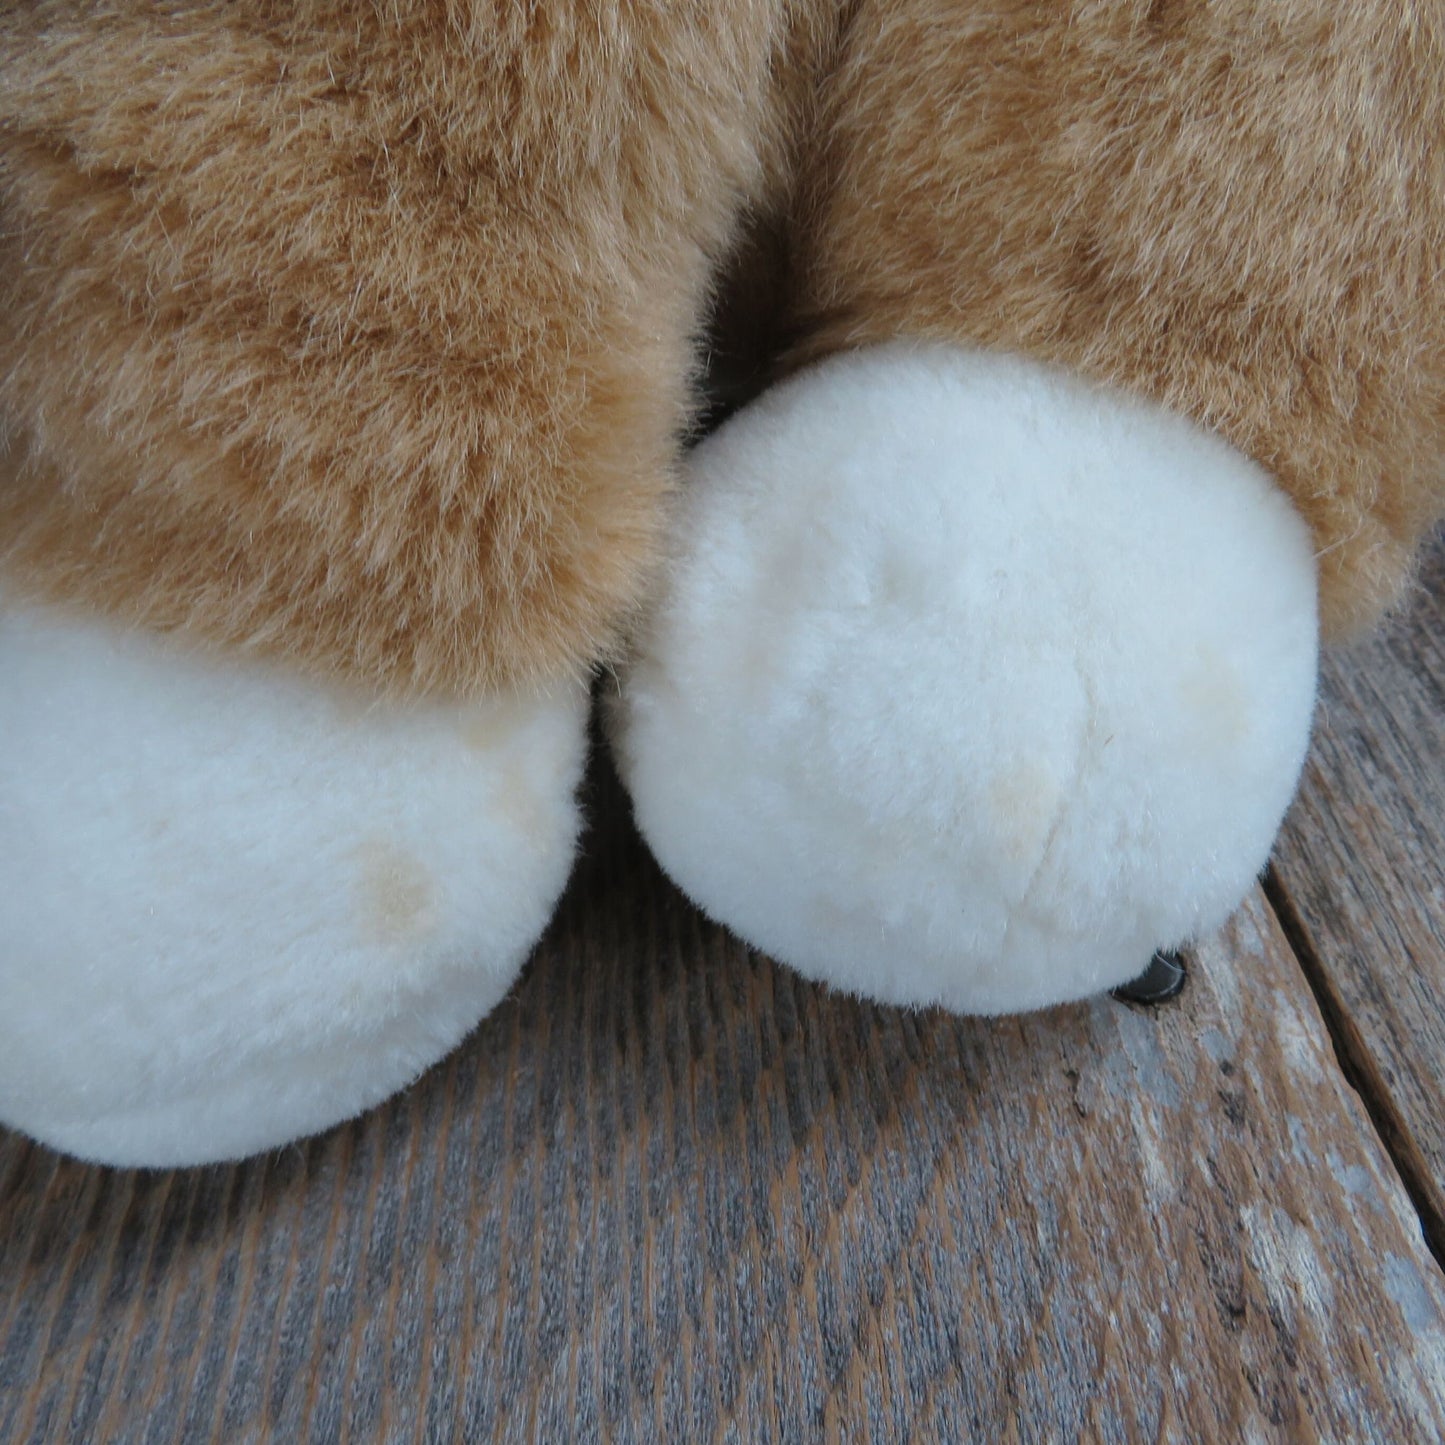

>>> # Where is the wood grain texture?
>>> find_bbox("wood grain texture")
[3,756,1444,1443]
[1270,529,1445,1246]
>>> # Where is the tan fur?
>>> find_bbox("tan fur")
[789,0,1445,635]
[0,1,829,695]
[2,0,1442,695]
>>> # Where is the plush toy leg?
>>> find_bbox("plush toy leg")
[610,345,1318,1015]
[0,599,587,1166]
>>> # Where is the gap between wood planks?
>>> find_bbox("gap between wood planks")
[1262,867,1445,1278]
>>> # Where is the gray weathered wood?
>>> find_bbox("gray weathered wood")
[1271,529,1445,1246]
[3,762,1443,1442]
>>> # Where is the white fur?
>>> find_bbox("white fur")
[612,344,1319,1014]
[0,600,587,1166]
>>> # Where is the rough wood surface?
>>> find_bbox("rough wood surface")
[3,762,1444,1443]
[1270,531,1445,1248]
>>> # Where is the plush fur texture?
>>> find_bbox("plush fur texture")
[1,2,1439,1162]
[788,1,1445,636]
[0,591,588,1166]
[0,1,830,696]
[3,2,1441,696]
[611,346,1320,1013]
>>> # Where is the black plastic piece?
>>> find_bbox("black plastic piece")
[1112,950,1188,1006]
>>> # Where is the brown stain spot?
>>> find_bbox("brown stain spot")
[326,682,384,729]
[355,837,436,946]
[459,697,530,756]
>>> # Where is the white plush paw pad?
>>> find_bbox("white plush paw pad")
[0,602,587,1166]
[612,344,1318,1014]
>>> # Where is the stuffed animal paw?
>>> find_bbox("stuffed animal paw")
[0,597,587,1164]
[2,0,1441,1164]
[609,345,1318,1013]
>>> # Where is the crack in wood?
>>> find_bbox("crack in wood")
[1264,864,1445,1278]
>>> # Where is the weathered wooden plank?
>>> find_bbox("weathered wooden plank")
[1270,530,1445,1246]
[2,767,1443,1443]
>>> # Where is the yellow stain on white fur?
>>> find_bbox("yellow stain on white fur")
[988,758,1062,867]
[1177,643,1252,752]
[355,837,436,945]
[493,767,548,853]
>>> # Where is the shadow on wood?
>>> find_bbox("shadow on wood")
[5,716,1445,1442]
